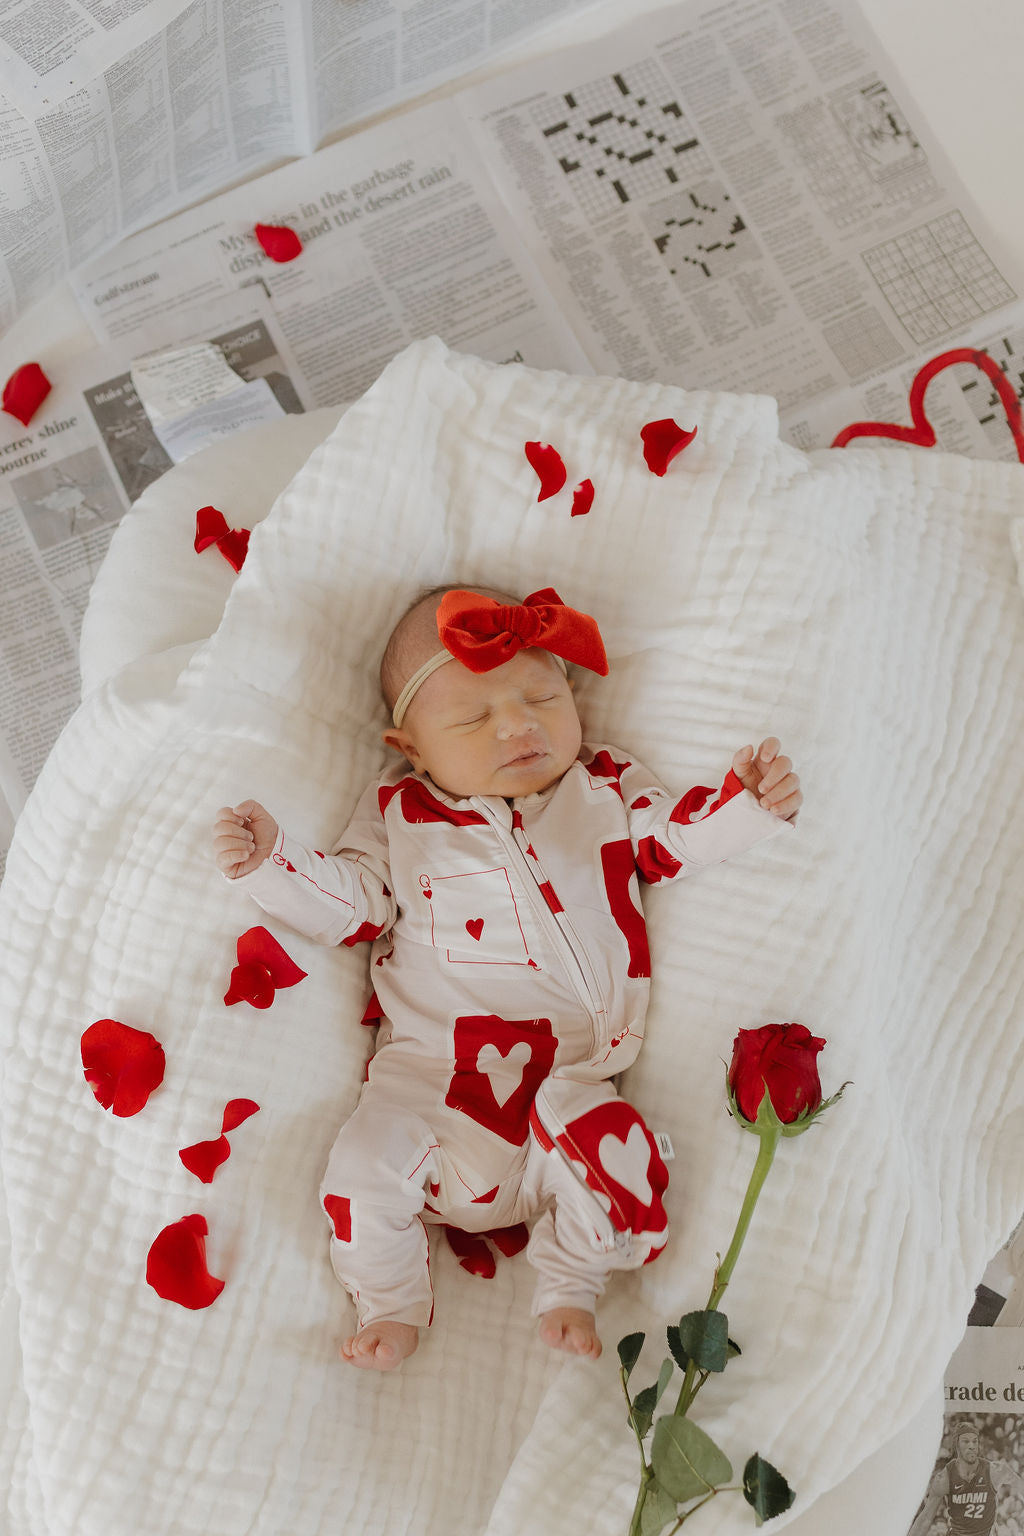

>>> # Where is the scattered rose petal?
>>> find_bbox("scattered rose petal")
[443,1225,496,1278]
[224,961,275,1008]
[254,222,303,262]
[81,1019,166,1117]
[146,1214,225,1309]
[2,362,51,425]
[179,1136,230,1183]
[640,418,698,476]
[194,505,250,572]
[524,441,567,501]
[221,1097,260,1132]
[223,927,307,1008]
[570,478,595,517]
[179,1100,260,1182]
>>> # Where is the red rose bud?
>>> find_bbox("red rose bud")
[728,1023,827,1130]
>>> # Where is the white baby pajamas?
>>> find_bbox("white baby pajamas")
[234,744,788,1327]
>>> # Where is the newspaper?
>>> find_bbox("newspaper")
[3,0,1024,876]
[0,0,606,331]
[907,1327,1024,1536]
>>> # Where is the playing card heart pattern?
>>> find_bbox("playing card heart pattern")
[555,1099,668,1238]
[445,1015,558,1145]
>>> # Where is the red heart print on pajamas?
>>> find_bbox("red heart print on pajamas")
[465,918,484,941]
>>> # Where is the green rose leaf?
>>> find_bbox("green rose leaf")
[742,1453,795,1524]
[631,1383,659,1440]
[666,1323,690,1371]
[676,1309,730,1373]
[640,1477,680,1536]
[655,1356,675,1404]
[618,1331,646,1380]
[651,1415,733,1504]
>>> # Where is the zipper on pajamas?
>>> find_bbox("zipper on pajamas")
[471,799,606,1036]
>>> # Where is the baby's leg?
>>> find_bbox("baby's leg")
[523,1082,670,1360]
[320,1090,439,1370]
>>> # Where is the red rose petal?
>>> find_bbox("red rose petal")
[443,1225,497,1278]
[524,441,567,501]
[254,223,303,262]
[2,362,51,425]
[236,926,307,989]
[221,1097,260,1133]
[570,478,595,517]
[640,418,698,476]
[224,960,275,1008]
[194,504,229,551]
[179,1135,230,1183]
[146,1214,225,1309]
[194,506,250,571]
[80,1019,165,1117]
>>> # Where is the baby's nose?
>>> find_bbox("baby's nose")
[495,703,537,738]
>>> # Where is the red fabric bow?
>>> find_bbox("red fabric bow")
[437,587,608,676]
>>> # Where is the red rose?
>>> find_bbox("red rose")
[728,1023,825,1124]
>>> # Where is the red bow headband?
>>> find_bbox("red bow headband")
[437,587,609,676]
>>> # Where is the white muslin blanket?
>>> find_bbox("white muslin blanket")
[2,336,1024,1536]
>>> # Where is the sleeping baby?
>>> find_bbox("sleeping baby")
[212,585,801,1371]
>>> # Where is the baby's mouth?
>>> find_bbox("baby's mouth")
[504,747,546,767]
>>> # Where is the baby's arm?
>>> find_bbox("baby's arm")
[730,738,801,821]
[617,736,798,880]
[211,783,397,947]
[213,800,279,879]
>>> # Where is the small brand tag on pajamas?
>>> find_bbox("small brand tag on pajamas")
[653,1131,675,1161]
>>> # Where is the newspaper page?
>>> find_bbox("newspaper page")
[0,0,194,114]
[0,0,608,333]
[70,96,596,393]
[0,292,305,876]
[907,1328,1024,1536]
[457,0,1024,458]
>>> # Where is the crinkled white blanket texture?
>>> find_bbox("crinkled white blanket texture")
[2,337,1024,1536]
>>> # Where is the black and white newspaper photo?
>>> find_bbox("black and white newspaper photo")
[907,1327,1024,1536]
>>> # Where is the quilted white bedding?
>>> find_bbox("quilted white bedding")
[2,336,1024,1536]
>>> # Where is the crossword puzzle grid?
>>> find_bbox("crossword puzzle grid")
[863,212,1017,345]
[533,59,711,221]
[958,329,1024,451]
[641,182,755,292]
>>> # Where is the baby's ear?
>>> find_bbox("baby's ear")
[381,727,417,765]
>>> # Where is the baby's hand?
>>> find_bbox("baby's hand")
[213,800,279,878]
[732,738,801,822]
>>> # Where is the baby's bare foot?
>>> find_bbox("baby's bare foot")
[340,1320,419,1371]
[538,1306,602,1358]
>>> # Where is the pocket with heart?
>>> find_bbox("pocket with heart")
[421,866,538,967]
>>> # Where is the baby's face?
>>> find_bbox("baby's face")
[386,650,583,800]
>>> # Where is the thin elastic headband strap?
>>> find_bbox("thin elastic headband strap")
[391,650,567,728]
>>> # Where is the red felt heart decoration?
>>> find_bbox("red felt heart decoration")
[832,347,1024,462]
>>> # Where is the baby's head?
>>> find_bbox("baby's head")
[380,584,606,800]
